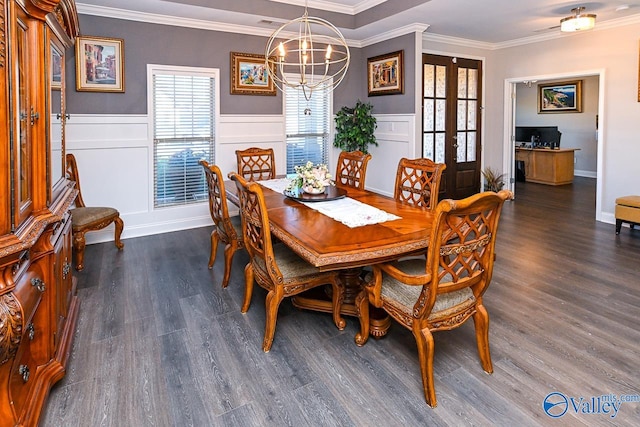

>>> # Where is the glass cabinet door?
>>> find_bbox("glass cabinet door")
[13,9,33,227]
[49,34,66,202]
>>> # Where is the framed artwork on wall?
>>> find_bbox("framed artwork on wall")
[367,50,404,96]
[75,36,125,92]
[538,80,582,113]
[230,52,276,95]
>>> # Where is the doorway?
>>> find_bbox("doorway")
[503,70,604,220]
[422,54,482,199]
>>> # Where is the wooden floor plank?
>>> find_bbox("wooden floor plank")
[41,178,640,426]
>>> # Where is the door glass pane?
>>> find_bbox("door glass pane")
[467,132,476,162]
[468,69,478,99]
[456,132,466,162]
[423,64,434,97]
[435,133,445,163]
[457,100,467,130]
[423,133,434,160]
[458,68,467,98]
[435,100,446,131]
[467,100,477,130]
[435,65,446,98]
[424,99,434,131]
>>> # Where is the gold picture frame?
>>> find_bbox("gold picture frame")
[538,80,582,113]
[75,36,125,92]
[367,50,404,96]
[230,52,276,96]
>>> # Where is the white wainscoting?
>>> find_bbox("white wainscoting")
[65,113,416,245]
[364,114,416,196]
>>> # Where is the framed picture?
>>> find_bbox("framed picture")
[50,44,62,90]
[230,52,276,95]
[75,36,125,92]
[367,50,404,96]
[538,80,582,113]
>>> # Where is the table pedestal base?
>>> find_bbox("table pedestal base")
[291,268,391,338]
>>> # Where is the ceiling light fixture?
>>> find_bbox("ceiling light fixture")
[560,6,597,32]
[265,2,350,102]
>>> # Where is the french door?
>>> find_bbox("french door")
[422,54,482,199]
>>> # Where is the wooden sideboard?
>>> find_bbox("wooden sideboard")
[515,147,579,186]
[0,1,80,425]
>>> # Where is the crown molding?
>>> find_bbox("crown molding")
[268,0,387,15]
[358,23,429,48]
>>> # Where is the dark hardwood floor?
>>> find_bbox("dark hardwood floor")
[41,177,640,426]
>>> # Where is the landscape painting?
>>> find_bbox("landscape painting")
[538,80,582,113]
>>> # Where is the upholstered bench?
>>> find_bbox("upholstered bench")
[615,196,640,234]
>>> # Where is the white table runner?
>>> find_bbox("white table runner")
[258,179,401,228]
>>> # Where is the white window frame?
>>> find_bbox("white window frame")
[283,75,333,173]
[146,64,220,210]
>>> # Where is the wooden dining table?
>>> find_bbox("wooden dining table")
[225,179,434,336]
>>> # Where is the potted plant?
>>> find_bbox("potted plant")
[333,100,378,153]
[482,167,506,192]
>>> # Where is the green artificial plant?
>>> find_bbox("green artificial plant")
[333,100,378,153]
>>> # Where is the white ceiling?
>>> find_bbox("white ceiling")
[76,0,640,47]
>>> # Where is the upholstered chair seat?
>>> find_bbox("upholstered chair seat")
[70,207,120,229]
[372,259,476,321]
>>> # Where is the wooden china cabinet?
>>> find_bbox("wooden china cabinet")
[0,0,79,425]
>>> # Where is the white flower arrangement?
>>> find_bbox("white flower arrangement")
[288,161,334,193]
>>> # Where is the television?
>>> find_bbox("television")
[515,126,562,148]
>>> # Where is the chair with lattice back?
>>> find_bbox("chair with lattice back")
[229,172,345,352]
[355,190,513,407]
[235,147,276,181]
[335,150,372,190]
[200,160,244,288]
[66,153,124,271]
[394,158,446,209]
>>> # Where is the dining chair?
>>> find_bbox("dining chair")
[235,147,276,181]
[335,150,372,190]
[354,189,513,407]
[394,158,446,209]
[200,160,244,288]
[229,172,346,352]
[66,153,124,271]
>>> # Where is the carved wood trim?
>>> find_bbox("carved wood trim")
[0,293,23,365]
[0,186,77,259]
[0,0,5,68]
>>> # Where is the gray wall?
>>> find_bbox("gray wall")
[362,33,416,115]
[67,15,369,115]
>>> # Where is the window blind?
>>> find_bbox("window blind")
[152,72,215,208]
[285,85,330,173]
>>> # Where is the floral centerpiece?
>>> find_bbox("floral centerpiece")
[288,161,334,194]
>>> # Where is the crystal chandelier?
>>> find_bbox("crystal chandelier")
[265,4,350,101]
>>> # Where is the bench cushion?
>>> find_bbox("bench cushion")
[615,195,640,208]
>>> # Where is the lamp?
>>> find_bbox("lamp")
[560,7,596,32]
[265,4,350,101]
